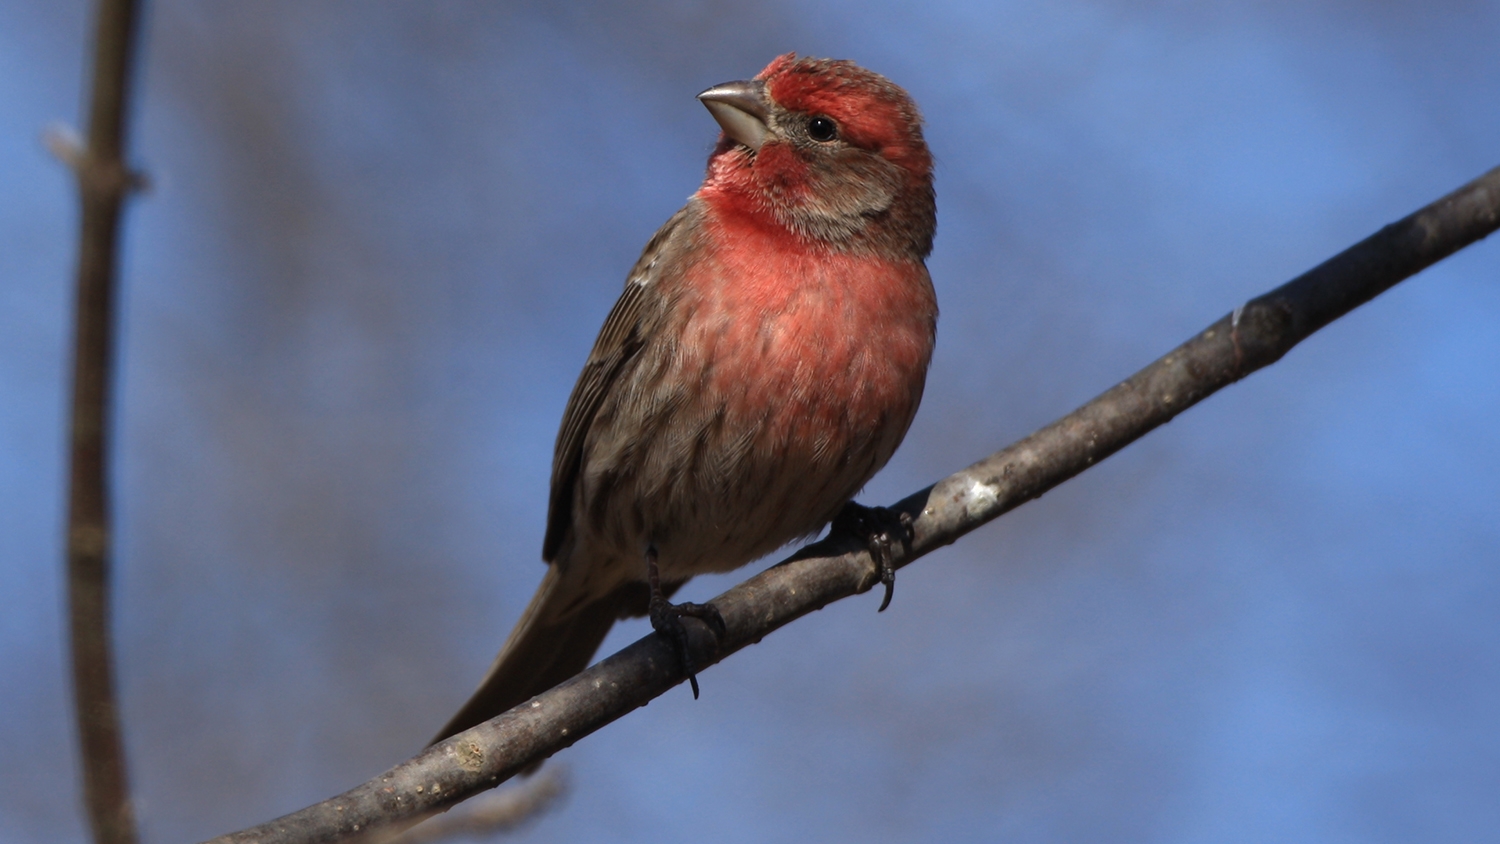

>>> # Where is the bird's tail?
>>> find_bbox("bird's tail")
[430,564,627,745]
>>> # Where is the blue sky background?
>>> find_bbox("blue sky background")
[3,2,1498,842]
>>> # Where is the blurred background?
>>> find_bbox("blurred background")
[3,1,1498,842]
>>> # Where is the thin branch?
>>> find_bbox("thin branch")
[65,2,146,844]
[378,767,567,844]
[201,165,1500,844]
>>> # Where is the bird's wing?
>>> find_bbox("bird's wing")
[542,206,690,561]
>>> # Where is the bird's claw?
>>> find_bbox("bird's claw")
[646,546,724,698]
[835,502,914,612]
[648,597,724,698]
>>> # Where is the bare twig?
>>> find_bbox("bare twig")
[379,768,567,844]
[64,2,146,844]
[201,165,1500,844]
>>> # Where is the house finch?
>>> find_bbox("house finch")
[433,53,937,743]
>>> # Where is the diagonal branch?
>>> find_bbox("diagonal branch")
[201,164,1500,844]
[377,767,568,844]
[64,2,146,844]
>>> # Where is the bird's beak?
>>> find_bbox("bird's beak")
[698,79,770,152]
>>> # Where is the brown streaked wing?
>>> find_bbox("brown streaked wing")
[542,207,689,562]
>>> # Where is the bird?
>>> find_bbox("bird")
[433,53,937,744]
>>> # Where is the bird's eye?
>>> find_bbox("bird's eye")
[807,116,839,142]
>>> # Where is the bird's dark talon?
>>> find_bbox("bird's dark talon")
[648,592,705,694]
[674,600,727,638]
[646,547,722,696]
[836,502,913,612]
[878,572,895,613]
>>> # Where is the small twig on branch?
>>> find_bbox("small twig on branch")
[201,165,1500,844]
[64,2,146,844]
[377,767,567,844]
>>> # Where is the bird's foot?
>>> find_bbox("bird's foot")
[646,547,725,699]
[834,502,914,612]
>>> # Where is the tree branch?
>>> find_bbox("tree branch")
[201,164,1500,844]
[64,2,146,844]
[377,767,567,844]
